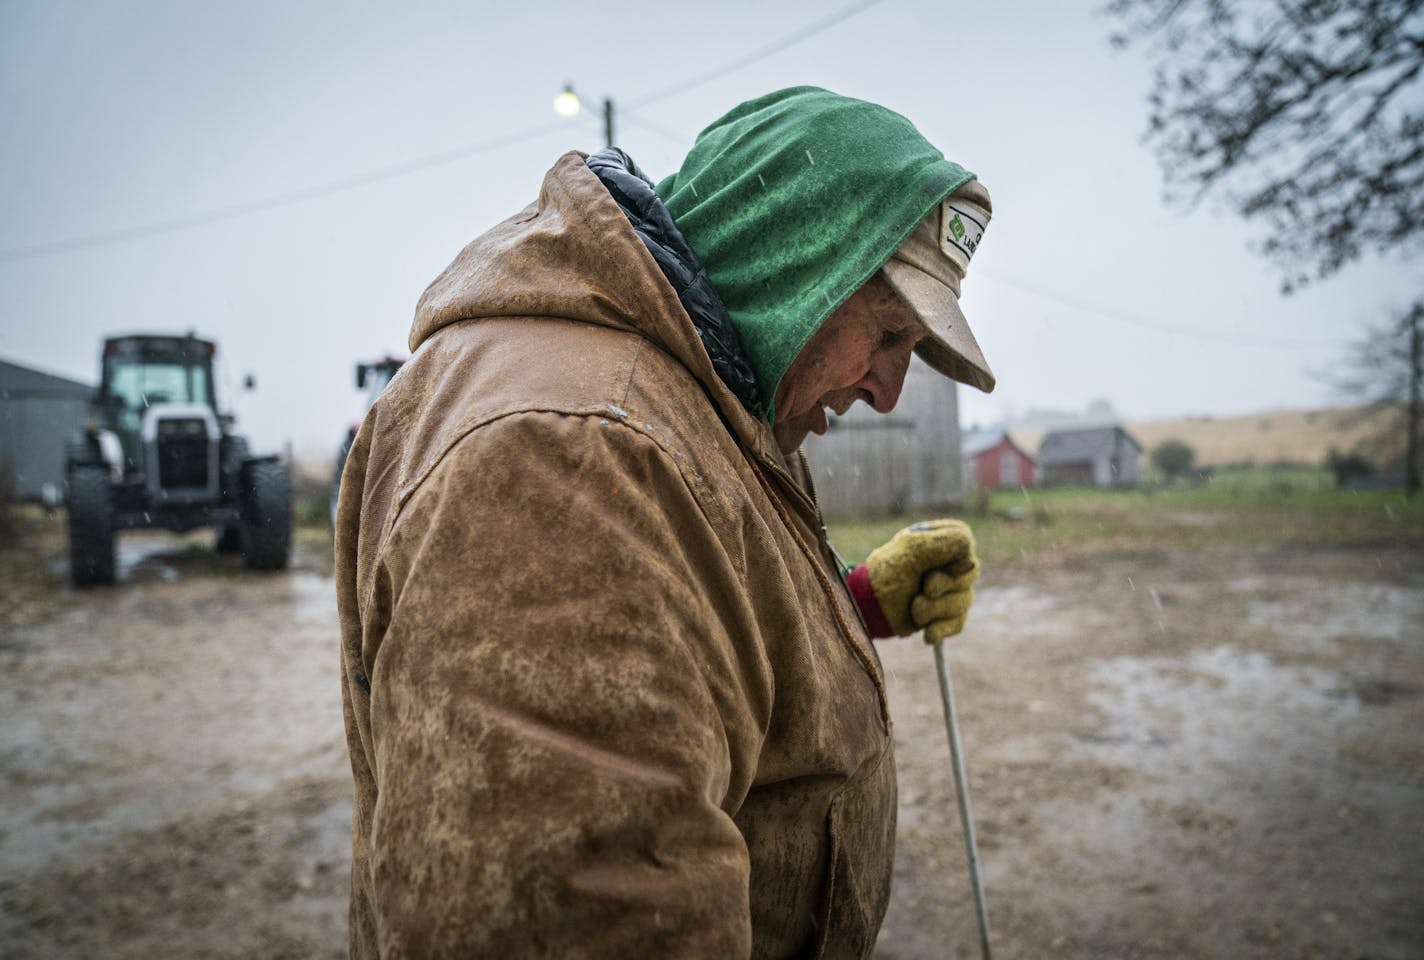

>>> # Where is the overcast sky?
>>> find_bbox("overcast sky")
[1,0,1414,457]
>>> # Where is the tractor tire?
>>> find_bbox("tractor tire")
[67,464,116,588]
[240,459,292,571]
[215,435,251,554]
[330,431,355,528]
[220,435,249,502]
[214,524,243,554]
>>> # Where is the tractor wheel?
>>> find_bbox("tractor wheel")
[214,524,243,554]
[67,464,116,588]
[220,435,250,502]
[240,459,292,571]
[330,431,355,528]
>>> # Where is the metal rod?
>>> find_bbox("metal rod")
[934,640,992,960]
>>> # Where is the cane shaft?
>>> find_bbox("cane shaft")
[934,642,992,960]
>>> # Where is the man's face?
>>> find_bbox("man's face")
[772,272,927,455]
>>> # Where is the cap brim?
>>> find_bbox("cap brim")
[881,259,996,393]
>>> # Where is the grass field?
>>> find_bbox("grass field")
[826,468,1424,567]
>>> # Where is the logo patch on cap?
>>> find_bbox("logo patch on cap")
[940,198,989,273]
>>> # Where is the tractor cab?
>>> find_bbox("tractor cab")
[98,334,219,477]
[355,356,404,407]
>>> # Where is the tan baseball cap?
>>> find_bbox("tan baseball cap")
[881,179,996,393]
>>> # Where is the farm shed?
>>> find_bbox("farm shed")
[0,357,94,502]
[803,356,963,516]
[1038,424,1142,487]
[962,429,1036,491]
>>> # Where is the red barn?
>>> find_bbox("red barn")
[962,430,1037,491]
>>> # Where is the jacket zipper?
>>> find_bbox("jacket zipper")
[797,450,853,578]
[754,451,889,727]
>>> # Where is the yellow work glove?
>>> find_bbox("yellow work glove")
[860,518,980,644]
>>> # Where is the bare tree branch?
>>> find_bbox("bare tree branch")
[1107,0,1424,291]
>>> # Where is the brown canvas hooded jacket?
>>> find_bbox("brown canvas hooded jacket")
[336,151,896,959]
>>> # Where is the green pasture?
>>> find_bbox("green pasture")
[826,468,1424,567]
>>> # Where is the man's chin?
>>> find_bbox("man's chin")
[773,419,813,455]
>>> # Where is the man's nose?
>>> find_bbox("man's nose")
[859,348,913,413]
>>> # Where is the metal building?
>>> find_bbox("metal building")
[0,357,94,503]
[802,356,963,517]
[1037,424,1143,487]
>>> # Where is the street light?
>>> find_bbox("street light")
[553,83,615,149]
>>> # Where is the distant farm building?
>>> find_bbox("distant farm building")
[803,356,963,516]
[0,357,94,502]
[1038,425,1142,487]
[962,429,1036,490]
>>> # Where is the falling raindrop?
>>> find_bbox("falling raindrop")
[804,149,815,165]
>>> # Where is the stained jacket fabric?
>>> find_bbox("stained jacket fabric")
[336,151,896,959]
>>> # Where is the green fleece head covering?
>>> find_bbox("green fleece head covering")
[655,86,975,422]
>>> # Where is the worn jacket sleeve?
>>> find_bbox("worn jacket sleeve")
[356,410,771,958]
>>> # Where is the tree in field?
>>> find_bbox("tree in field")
[1107,0,1423,496]
[1328,303,1422,495]
[1151,439,1197,482]
[1324,448,1378,489]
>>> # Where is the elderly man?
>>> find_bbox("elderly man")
[336,86,994,959]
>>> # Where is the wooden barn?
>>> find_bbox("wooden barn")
[962,429,1036,490]
[802,356,962,517]
[1037,424,1143,487]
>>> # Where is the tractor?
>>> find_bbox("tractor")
[329,356,404,525]
[64,333,292,587]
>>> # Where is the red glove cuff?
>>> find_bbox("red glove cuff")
[846,563,894,638]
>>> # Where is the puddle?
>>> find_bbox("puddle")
[1079,646,1357,773]
[1242,582,1424,644]
[115,533,184,582]
[970,586,1077,639]
[290,571,338,625]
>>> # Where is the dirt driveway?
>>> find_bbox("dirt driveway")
[1,525,1420,958]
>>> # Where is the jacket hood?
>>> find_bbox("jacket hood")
[655,86,975,420]
[409,152,768,446]
[585,148,763,420]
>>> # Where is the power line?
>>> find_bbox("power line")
[1,0,886,265]
[0,119,573,263]
[624,0,887,110]
[978,268,1340,350]
[620,111,691,148]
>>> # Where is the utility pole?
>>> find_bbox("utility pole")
[1407,303,1421,498]
[553,84,615,149]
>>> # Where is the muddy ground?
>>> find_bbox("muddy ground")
[1,520,1420,958]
